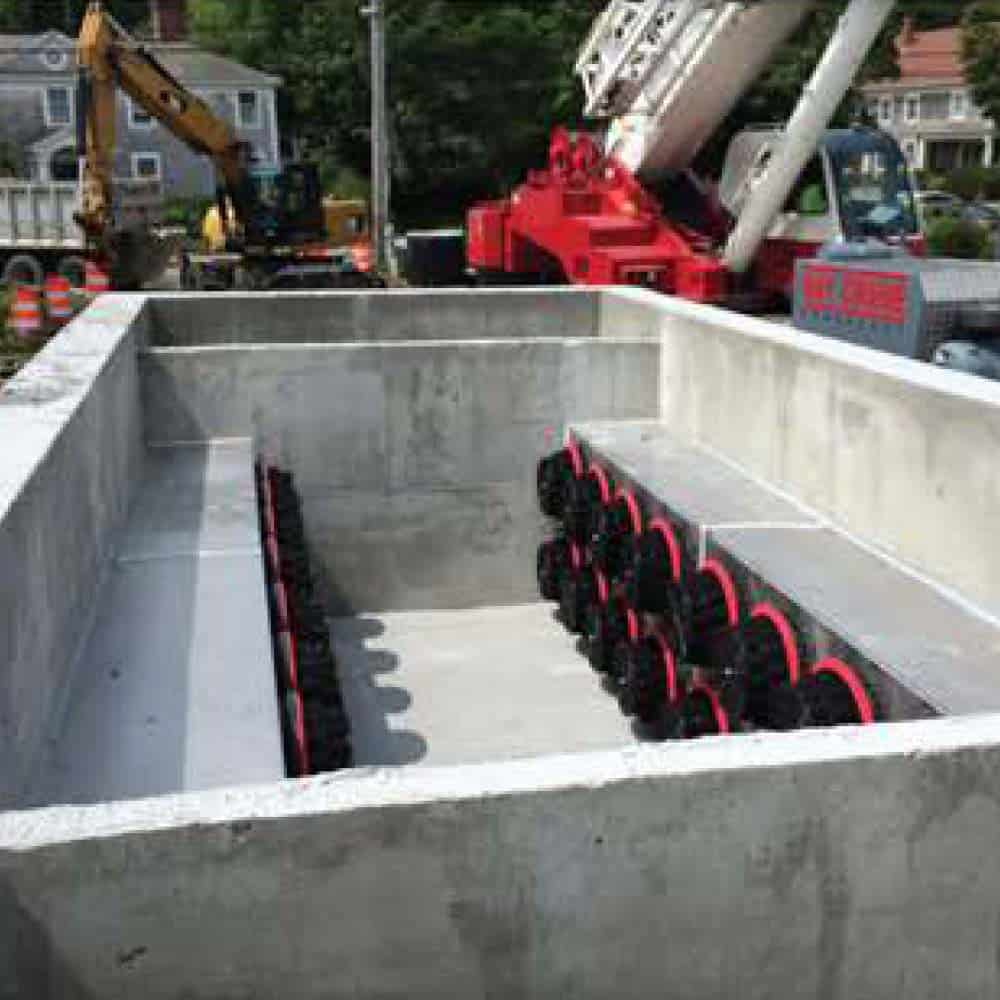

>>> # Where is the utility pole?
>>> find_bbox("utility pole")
[363,0,389,274]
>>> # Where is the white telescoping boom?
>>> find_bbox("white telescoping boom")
[723,0,895,272]
[575,0,897,272]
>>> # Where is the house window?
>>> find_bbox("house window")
[950,90,967,121]
[238,91,261,128]
[131,152,162,180]
[878,97,892,125]
[904,93,921,125]
[42,49,67,70]
[903,140,918,166]
[129,97,154,129]
[50,145,79,181]
[45,86,72,127]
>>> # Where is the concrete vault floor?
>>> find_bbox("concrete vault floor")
[333,603,636,767]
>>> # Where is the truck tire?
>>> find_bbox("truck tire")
[57,255,87,289]
[933,339,1000,382]
[2,254,43,288]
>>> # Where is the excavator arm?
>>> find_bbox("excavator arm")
[76,1,248,246]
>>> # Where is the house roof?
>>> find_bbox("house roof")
[145,43,281,88]
[0,32,279,88]
[897,25,963,81]
[861,76,966,93]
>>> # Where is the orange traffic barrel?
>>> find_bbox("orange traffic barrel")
[84,260,111,296]
[350,242,373,272]
[44,274,73,325]
[9,285,42,338]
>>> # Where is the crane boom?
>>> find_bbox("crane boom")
[76,1,248,244]
[723,0,895,271]
[576,1,815,178]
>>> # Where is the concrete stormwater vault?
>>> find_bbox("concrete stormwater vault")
[4,287,1000,997]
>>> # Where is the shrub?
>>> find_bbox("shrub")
[161,197,215,238]
[926,216,993,259]
[914,170,948,192]
[319,164,371,202]
[944,166,990,201]
[981,167,1000,201]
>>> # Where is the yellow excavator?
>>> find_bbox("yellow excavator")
[76,1,375,290]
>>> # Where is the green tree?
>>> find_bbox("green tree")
[188,0,602,225]
[962,2,1000,129]
[0,0,148,34]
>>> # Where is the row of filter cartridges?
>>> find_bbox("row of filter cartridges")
[258,464,353,776]
[536,441,878,739]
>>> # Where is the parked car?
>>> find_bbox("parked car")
[961,202,1000,232]
[915,190,964,221]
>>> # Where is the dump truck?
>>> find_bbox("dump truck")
[0,176,167,289]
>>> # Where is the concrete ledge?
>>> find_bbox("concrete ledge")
[32,440,284,807]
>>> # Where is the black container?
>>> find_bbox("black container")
[402,229,468,287]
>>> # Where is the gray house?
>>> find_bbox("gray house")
[0,26,282,198]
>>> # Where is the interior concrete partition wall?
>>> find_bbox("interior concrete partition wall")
[601,288,1000,619]
[142,289,660,612]
[5,716,1000,1000]
[0,296,147,808]
[146,287,601,347]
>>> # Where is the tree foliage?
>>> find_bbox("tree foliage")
[0,0,148,34]
[962,2,1000,129]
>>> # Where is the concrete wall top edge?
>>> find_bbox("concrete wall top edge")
[140,336,658,356]
[3,713,999,852]
[146,287,603,348]
[600,286,1000,408]
[146,287,597,302]
[0,295,147,517]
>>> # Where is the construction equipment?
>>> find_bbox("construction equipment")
[794,254,1000,380]
[467,0,923,305]
[76,1,375,291]
[0,177,165,290]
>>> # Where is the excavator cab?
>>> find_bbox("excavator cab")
[241,163,327,249]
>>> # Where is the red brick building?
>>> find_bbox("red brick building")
[861,19,994,172]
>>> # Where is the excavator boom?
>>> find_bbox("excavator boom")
[76,1,247,246]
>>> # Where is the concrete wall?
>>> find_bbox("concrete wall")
[12,287,1000,999]
[143,290,658,612]
[5,716,1000,999]
[602,288,1000,620]
[0,295,147,807]
[146,288,600,347]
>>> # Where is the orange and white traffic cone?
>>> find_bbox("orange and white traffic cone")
[44,274,73,329]
[9,285,43,339]
[84,260,111,296]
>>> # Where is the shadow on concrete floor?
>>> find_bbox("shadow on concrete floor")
[330,615,429,766]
